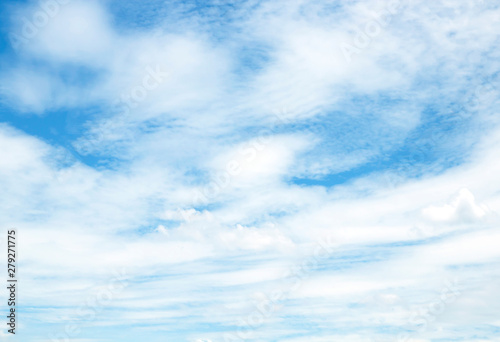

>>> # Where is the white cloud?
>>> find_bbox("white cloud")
[422,188,488,223]
[26,0,114,64]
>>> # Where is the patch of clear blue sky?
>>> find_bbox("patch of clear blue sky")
[107,0,246,33]
[289,118,466,187]
[0,103,116,167]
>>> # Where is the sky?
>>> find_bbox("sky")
[0,0,500,341]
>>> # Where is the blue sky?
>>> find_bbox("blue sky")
[1,0,500,341]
